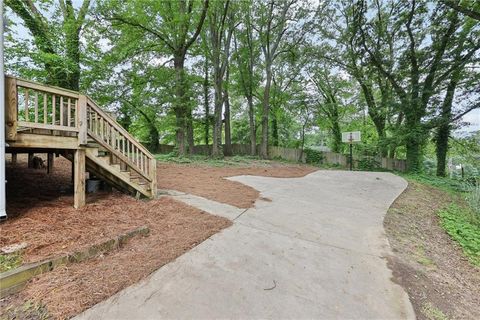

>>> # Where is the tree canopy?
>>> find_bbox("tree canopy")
[5,0,480,174]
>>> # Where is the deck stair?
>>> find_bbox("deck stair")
[4,76,157,207]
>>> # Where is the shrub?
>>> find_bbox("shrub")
[357,157,380,171]
[305,148,323,164]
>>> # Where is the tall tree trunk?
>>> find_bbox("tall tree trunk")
[271,108,279,147]
[372,122,387,157]
[405,117,422,172]
[260,63,272,159]
[212,68,224,157]
[435,124,449,177]
[223,66,232,156]
[187,112,195,155]
[331,118,342,153]
[247,95,256,156]
[65,29,81,90]
[149,124,160,152]
[203,59,210,145]
[174,55,187,156]
[435,71,459,177]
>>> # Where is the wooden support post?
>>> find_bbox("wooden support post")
[78,95,88,145]
[150,157,157,199]
[5,77,18,141]
[27,153,34,168]
[73,149,86,209]
[47,153,54,174]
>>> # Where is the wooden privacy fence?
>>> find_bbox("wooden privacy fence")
[156,143,407,172]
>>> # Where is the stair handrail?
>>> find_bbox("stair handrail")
[86,97,156,186]
[86,97,154,160]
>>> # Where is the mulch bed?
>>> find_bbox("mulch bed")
[156,161,317,208]
[385,181,480,319]
[0,155,231,319]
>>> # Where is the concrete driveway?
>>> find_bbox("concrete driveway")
[76,170,414,319]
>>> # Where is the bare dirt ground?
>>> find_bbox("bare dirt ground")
[156,160,317,208]
[385,181,480,320]
[0,155,231,319]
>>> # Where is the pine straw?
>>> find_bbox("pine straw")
[157,161,317,208]
[12,198,230,319]
[1,155,231,319]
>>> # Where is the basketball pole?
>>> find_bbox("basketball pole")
[349,143,353,171]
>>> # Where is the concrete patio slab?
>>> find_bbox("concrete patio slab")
[76,170,414,320]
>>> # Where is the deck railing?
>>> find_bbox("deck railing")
[86,98,155,183]
[5,76,84,142]
[4,75,157,193]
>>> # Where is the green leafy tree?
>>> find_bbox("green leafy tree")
[102,0,209,156]
[6,0,91,90]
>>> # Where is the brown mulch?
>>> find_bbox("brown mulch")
[156,161,317,208]
[385,181,480,320]
[2,197,230,319]
[0,155,231,319]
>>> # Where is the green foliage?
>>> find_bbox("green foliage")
[357,157,381,171]
[0,253,22,273]
[466,183,480,218]
[155,154,270,167]
[438,204,480,266]
[422,303,448,320]
[404,173,471,194]
[304,148,323,164]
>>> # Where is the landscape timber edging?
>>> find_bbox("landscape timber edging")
[0,225,150,298]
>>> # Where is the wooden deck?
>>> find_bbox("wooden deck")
[4,76,157,208]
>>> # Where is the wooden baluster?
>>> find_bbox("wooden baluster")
[60,96,64,126]
[43,93,47,124]
[24,89,29,122]
[100,118,104,139]
[94,112,99,135]
[75,100,78,127]
[34,92,39,123]
[67,98,71,127]
[145,155,148,174]
[112,128,116,149]
[137,147,140,167]
[52,95,56,125]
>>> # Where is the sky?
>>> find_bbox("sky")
[4,1,480,135]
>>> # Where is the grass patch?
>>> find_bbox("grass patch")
[437,204,480,267]
[155,153,276,167]
[402,173,470,194]
[422,302,448,320]
[2,300,49,320]
[0,253,22,273]
[400,173,480,268]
